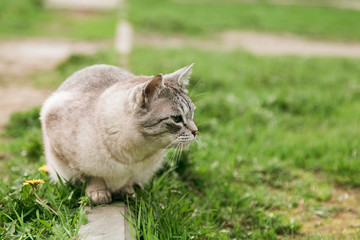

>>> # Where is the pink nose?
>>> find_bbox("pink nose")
[192,130,198,137]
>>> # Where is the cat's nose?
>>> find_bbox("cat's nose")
[188,120,198,137]
[192,130,198,137]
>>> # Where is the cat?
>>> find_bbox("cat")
[40,63,198,205]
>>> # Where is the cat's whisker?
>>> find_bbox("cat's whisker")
[173,143,182,163]
[194,92,209,98]
[194,122,204,127]
[194,138,205,150]
[189,80,201,98]
[193,102,202,108]
[165,144,180,170]
[163,140,177,154]
[174,144,181,164]
[175,143,184,164]
[163,141,179,170]
[174,142,184,164]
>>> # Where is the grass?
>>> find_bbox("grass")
[0,0,117,40]
[4,46,360,239]
[1,0,360,238]
[26,47,360,238]
[0,109,89,239]
[129,0,360,41]
[126,47,360,238]
[129,48,360,186]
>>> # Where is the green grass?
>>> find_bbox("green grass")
[2,0,360,238]
[0,0,117,40]
[129,0,360,41]
[0,0,44,37]
[31,11,118,40]
[129,48,360,186]
[2,47,360,238]
[0,109,89,239]
[126,47,360,238]
[4,45,360,238]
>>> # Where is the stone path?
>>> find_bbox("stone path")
[135,30,360,58]
[0,39,108,75]
[266,0,360,10]
[115,20,133,67]
[178,0,360,10]
[78,201,135,240]
[0,39,108,129]
[46,0,124,11]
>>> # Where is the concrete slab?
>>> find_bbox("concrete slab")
[221,31,360,57]
[46,0,123,11]
[78,201,136,240]
[135,31,360,58]
[115,21,133,55]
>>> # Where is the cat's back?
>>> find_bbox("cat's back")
[57,64,135,93]
[41,64,134,140]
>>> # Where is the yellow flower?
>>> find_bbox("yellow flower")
[38,165,49,173]
[23,179,45,186]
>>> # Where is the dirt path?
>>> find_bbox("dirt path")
[0,38,109,129]
[46,0,123,10]
[0,39,108,76]
[177,0,360,10]
[136,31,360,58]
[0,87,51,128]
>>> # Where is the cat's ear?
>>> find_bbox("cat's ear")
[143,74,164,103]
[164,63,194,87]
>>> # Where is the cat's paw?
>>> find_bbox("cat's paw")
[88,189,112,205]
[134,182,144,190]
[122,185,136,197]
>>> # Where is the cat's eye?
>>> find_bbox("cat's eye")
[171,115,183,123]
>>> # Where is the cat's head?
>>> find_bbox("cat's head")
[136,64,198,149]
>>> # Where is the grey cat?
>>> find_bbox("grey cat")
[40,64,198,205]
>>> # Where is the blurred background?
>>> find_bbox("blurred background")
[1,0,360,239]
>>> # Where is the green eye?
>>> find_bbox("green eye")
[172,115,183,123]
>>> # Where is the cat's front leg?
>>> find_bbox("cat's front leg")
[86,176,112,205]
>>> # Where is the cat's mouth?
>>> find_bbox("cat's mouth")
[176,134,195,143]
[171,141,191,150]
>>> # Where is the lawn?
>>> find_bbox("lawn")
[127,48,360,239]
[1,0,360,239]
[2,48,360,238]
[2,0,360,41]
[0,0,117,40]
[129,0,360,41]
[0,108,89,239]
